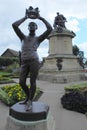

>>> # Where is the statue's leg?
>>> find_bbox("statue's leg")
[30,60,40,101]
[25,100,32,111]
[19,62,30,104]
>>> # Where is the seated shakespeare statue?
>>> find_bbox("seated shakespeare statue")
[12,6,52,110]
[53,12,67,30]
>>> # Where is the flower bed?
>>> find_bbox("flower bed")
[0,84,42,106]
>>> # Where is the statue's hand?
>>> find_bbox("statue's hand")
[38,15,43,20]
[25,9,29,19]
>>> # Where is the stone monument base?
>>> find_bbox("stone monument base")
[38,71,86,83]
[38,28,87,83]
[5,101,56,130]
[38,55,86,83]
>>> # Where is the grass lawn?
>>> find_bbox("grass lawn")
[65,82,87,92]
[0,71,12,77]
[0,71,15,84]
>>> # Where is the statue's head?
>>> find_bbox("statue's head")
[28,22,38,32]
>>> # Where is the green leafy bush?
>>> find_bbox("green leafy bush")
[0,84,42,106]
[0,57,19,66]
[0,75,14,84]
[0,75,10,81]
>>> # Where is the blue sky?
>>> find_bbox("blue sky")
[0,0,87,60]
[73,19,87,58]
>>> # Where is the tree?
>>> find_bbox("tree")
[73,45,84,68]
[73,45,79,56]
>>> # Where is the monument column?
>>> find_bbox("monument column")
[49,30,74,55]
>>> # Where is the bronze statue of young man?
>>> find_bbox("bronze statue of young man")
[12,7,52,110]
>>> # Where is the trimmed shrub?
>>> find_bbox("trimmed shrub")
[61,83,87,114]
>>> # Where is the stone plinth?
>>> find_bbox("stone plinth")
[6,101,56,130]
[38,29,86,83]
[48,29,75,55]
[9,101,49,121]
[38,56,84,83]
[6,111,56,130]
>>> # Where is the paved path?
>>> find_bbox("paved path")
[0,79,87,130]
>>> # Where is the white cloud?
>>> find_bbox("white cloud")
[0,0,87,58]
[78,42,87,51]
[37,41,49,60]
[66,18,80,32]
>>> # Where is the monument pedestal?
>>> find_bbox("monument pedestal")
[38,29,86,83]
[6,101,56,130]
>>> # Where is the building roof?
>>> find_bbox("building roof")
[1,48,19,57]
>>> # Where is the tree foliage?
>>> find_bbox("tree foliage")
[73,45,84,68]
[0,57,19,67]
[73,45,79,56]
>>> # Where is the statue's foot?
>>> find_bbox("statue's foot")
[19,98,29,104]
[25,100,32,111]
